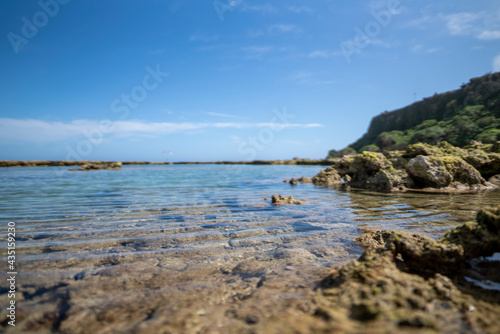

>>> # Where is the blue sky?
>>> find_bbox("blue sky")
[0,0,499,162]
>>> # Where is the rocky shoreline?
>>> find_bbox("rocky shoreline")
[306,141,500,193]
[315,204,500,333]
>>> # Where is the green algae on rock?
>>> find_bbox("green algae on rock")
[271,194,306,205]
[311,167,343,187]
[312,141,499,192]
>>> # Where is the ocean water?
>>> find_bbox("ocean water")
[1,164,499,266]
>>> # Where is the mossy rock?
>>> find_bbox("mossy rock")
[317,204,500,333]
[312,167,342,187]
[406,155,484,188]
[405,143,444,158]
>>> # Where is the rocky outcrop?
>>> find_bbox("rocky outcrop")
[284,177,313,185]
[311,142,498,192]
[271,195,305,205]
[344,152,405,191]
[406,155,485,188]
[463,152,500,179]
[489,175,500,186]
[69,162,122,171]
[315,205,500,333]
[311,167,342,187]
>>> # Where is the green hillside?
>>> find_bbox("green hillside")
[328,72,500,158]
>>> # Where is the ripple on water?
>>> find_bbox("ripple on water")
[1,165,500,266]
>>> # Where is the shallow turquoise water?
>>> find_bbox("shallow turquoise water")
[1,164,499,264]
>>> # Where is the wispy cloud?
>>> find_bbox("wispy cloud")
[290,71,335,86]
[307,50,341,58]
[204,112,246,120]
[246,29,264,38]
[369,39,400,48]
[368,0,403,14]
[215,64,242,72]
[241,45,274,59]
[0,118,323,142]
[288,5,313,14]
[478,30,500,40]
[440,11,500,40]
[406,10,500,41]
[241,4,276,14]
[189,33,219,42]
[149,49,167,55]
[442,12,481,35]
[269,24,301,34]
[410,44,439,54]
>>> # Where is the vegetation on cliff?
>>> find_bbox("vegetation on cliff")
[328,72,500,157]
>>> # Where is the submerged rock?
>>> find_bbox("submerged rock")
[271,195,305,205]
[316,205,500,333]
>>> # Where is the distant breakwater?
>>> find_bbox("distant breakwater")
[0,159,337,168]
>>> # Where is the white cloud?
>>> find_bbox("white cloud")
[405,14,436,29]
[204,112,246,120]
[0,118,323,142]
[369,39,400,48]
[308,50,329,58]
[441,11,500,40]
[288,5,313,14]
[410,44,439,54]
[442,12,480,35]
[494,54,500,73]
[290,71,335,86]
[246,29,264,38]
[241,4,276,14]
[307,50,341,58]
[189,33,219,42]
[241,45,273,59]
[478,30,500,40]
[269,24,300,34]
[368,0,403,15]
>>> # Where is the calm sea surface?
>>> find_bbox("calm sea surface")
[1,164,500,266]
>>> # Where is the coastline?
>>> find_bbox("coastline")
[0,158,337,168]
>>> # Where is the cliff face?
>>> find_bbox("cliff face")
[349,72,500,152]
